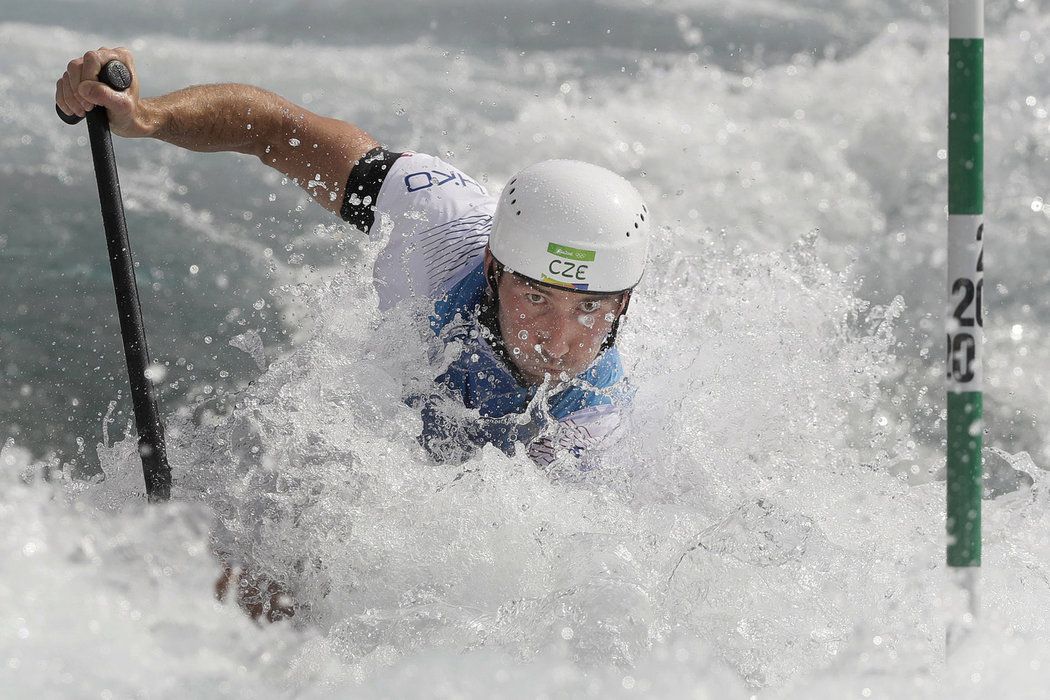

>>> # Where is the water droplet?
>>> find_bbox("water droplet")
[518,330,529,340]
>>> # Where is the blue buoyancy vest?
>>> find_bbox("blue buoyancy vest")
[415,261,626,463]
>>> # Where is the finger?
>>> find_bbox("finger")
[64,58,92,113]
[78,79,130,113]
[65,72,91,114]
[57,77,81,118]
[65,57,83,90]
[81,50,103,87]
[79,50,111,111]
[215,569,231,600]
[55,79,74,118]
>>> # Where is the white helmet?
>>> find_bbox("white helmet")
[488,160,650,293]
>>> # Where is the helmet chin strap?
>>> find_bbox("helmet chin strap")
[480,259,530,386]
[482,258,627,369]
[601,290,631,352]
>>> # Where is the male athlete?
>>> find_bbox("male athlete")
[56,47,651,472]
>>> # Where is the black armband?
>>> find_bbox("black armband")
[340,146,404,233]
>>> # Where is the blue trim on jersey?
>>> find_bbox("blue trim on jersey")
[417,261,625,462]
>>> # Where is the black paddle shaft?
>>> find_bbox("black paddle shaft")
[58,60,171,502]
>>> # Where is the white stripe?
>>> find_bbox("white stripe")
[949,0,984,38]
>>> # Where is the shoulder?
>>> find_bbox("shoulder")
[373,152,493,232]
[362,153,497,310]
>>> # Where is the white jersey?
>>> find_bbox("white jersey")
[367,152,494,310]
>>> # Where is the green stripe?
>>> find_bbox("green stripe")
[948,38,983,215]
[547,242,595,262]
[947,391,983,567]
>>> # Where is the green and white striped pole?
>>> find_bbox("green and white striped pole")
[946,0,984,645]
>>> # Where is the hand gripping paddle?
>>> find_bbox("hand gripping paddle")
[57,60,171,502]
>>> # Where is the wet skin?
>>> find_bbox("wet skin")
[486,253,629,385]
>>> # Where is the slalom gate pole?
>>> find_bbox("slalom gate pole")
[946,0,984,647]
[56,60,172,502]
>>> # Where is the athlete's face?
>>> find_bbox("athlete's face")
[489,255,628,385]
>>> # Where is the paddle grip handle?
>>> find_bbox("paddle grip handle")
[56,59,132,125]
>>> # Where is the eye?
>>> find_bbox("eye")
[580,300,602,313]
[525,293,546,304]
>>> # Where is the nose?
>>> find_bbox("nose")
[535,314,574,359]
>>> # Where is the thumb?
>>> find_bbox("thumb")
[77,80,132,114]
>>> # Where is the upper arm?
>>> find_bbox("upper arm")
[255,98,380,217]
[367,152,495,309]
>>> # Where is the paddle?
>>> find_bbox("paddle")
[57,60,171,502]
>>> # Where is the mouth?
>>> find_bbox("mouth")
[512,347,575,377]
[520,356,562,372]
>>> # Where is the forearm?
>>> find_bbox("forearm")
[58,48,376,216]
[141,83,285,157]
[139,82,379,216]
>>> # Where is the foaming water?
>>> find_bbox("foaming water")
[3,0,1050,696]
[6,230,1050,696]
